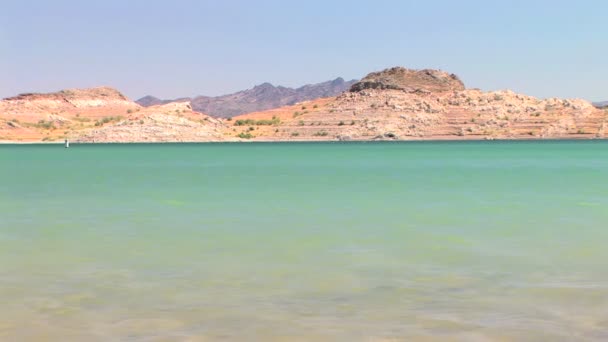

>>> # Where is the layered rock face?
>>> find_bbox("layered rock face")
[0,87,141,142]
[2,87,137,111]
[0,88,224,142]
[77,102,227,143]
[229,67,607,141]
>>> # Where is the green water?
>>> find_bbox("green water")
[1,141,608,340]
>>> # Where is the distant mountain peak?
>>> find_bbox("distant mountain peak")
[254,82,275,89]
[593,101,608,109]
[331,77,345,85]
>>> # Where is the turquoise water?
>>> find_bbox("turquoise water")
[1,141,608,340]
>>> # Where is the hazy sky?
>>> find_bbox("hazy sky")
[1,0,606,101]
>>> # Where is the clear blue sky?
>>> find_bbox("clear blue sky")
[1,0,606,101]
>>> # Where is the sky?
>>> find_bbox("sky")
[1,0,606,101]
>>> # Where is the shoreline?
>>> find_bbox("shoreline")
[1,136,606,145]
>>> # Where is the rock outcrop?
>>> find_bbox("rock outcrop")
[350,67,465,93]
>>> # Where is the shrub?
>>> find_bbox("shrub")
[234,119,255,126]
[36,120,55,130]
[351,120,355,125]
[291,132,300,137]
[127,109,133,114]
[338,121,344,126]
[313,131,329,136]
[298,120,305,126]
[234,117,280,126]
[301,106,307,110]
[237,132,254,139]
[95,116,123,126]
[313,104,318,109]
[227,117,232,121]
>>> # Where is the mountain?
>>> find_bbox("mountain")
[593,101,608,109]
[228,67,608,141]
[2,68,607,143]
[136,95,191,107]
[136,77,357,118]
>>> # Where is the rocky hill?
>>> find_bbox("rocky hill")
[136,77,357,118]
[0,87,225,142]
[0,87,140,142]
[228,67,608,141]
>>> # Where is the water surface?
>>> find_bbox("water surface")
[1,141,608,340]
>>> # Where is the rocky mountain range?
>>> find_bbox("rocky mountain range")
[135,96,191,107]
[1,67,607,143]
[136,77,357,118]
